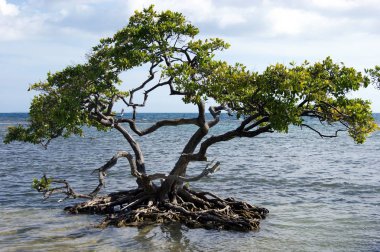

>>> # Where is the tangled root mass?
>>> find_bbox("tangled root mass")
[65,186,268,232]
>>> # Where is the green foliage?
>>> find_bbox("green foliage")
[4,5,378,146]
[164,39,229,103]
[32,176,52,191]
[366,66,380,88]
[5,62,120,146]
[92,5,201,70]
[199,57,378,142]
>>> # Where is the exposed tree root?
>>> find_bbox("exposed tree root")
[65,186,268,232]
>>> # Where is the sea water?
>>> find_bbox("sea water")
[0,113,379,251]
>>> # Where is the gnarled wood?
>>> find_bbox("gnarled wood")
[89,151,142,197]
[67,186,268,232]
[148,160,220,182]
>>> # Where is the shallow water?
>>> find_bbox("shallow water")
[0,113,379,251]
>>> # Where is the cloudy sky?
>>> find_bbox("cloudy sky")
[1,0,380,112]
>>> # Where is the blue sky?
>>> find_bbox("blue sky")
[1,0,380,112]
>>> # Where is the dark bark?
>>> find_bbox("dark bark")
[157,102,223,199]
[113,124,146,175]
[65,186,268,232]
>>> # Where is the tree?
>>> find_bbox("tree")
[4,6,379,232]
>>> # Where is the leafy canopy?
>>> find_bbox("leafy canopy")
[4,5,379,146]
[199,58,378,143]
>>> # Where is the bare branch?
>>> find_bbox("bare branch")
[89,151,141,197]
[208,106,222,128]
[244,116,269,131]
[300,124,347,138]
[144,78,173,94]
[105,95,118,116]
[236,114,261,131]
[113,124,146,174]
[37,175,92,201]
[192,125,273,161]
[148,160,220,183]
[128,60,162,106]
[239,125,273,137]
[117,117,200,136]
[37,151,141,201]
[91,108,146,175]
[197,101,207,127]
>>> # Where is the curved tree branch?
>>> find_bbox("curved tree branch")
[127,60,162,106]
[244,117,269,131]
[300,124,347,138]
[192,124,273,161]
[148,160,220,183]
[113,124,146,175]
[89,151,141,197]
[117,117,200,136]
[37,175,92,201]
[39,151,142,201]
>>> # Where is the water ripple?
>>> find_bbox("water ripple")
[1,113,379,251]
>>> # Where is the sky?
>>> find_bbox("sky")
[1,0,380,113]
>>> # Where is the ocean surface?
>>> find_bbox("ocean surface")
[0,113,379,251]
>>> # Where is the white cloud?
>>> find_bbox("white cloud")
[0,0,49,41]
[0,0,19,16]
[126,0,253,27]
[266,8,328,36]
[0,0,23,40]
[263,7,359,37]
[310,0,380,10]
